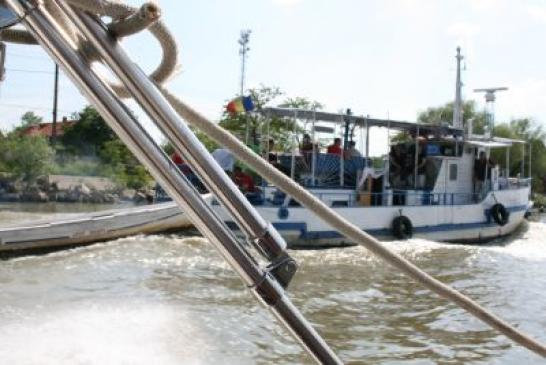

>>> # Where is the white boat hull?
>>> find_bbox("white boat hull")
[212,188,530,248]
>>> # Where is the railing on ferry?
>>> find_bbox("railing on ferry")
[173,176,531,207]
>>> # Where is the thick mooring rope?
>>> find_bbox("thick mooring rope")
[5,0,546,358]
[163,91,546,357]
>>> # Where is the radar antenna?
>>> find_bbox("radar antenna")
[473,87,508,139]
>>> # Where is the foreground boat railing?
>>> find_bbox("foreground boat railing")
[2,1,341,363]
[3,0,546,362]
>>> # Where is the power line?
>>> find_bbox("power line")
[0,102,71,113]
[6,67,54,75]
[7,51,51,61]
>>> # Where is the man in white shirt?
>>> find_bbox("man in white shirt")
[211,148,235,174]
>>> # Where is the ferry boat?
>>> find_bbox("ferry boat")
[210,52,532,248]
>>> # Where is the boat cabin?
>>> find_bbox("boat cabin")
[256,107,531,209]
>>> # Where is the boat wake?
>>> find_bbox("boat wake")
[0,302,211,365]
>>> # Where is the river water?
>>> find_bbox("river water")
[0,204,545,364]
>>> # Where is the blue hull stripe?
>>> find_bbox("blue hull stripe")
[225,205,528,240]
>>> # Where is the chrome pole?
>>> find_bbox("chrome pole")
[505,147,510,178]
[521,142,525,178]
[311,108,316,185]
[529,144,533,178]
[291,110,297,180]
[5,1,341,363]
[63,5,289,266]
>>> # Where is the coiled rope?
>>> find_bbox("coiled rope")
[5,0,546,358]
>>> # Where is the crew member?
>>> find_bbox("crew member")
[233,166,257,193]
[327,137,342,155]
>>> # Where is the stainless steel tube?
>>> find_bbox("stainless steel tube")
[63,4,287,262]
[5,1,341,363]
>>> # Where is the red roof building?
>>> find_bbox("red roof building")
[20,117,77,138]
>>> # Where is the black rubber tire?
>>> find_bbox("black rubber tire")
[392,215,413,240]
[491,203,509,226]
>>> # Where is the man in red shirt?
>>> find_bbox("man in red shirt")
[171,151,184,165]
[233,166,257,193]
[327,138,342,155]
[171,151,191,174]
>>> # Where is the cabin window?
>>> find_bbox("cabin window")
[449,164,458,181]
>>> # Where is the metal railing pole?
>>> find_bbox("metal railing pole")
[63,6,290,265]
[5,1,341,363]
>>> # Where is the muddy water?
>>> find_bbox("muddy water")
[0,205,545,364]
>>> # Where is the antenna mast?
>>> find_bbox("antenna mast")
[473,87,508,139]
[238,29,251,96]
[453,47,464,130]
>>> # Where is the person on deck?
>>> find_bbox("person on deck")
[171,151,191,174]
[327,138,342,156]
[344,140,362,159]
[389,145,404,188]
[233,166,257,193]
[407,137,427,188]
[170,151,206,192]
[300,134,314,154]
[265,139,278,164]
[474,151,495,199]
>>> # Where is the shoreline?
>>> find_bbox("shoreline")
[0,174,154,204]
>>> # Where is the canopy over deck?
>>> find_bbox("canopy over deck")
[467,136,526,148]
[262,107,465,137]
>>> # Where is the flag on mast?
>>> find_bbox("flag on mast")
[227,96,254,114]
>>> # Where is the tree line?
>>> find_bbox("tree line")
[1,87,545,194]
[418,100,546,193]
[0,107,150,190]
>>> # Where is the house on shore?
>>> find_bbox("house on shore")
[19,117,77,142]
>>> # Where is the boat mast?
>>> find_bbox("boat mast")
[453,47,464,131]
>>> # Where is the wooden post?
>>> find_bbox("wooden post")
[51,63,59,145]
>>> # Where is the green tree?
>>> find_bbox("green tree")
[58,105,152,189]
[417,100,487,133]
[492,118,546,193]
[0,135,54,184]
[218,86,316,153]
[20,111,43,127]
[219,85,283,151]
[390,101,488,143]
[418,101,546,193]
[99,139,152,189]
[279,97,323,111]
[61,106,116,156]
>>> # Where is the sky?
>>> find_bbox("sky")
[1,0,546,153]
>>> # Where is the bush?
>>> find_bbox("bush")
[54,158,103,177]
[99,139,152,189]
[0,135,55,183]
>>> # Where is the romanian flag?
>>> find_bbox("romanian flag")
[226,96,254,114]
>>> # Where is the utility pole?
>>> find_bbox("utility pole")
[51,63,59,145]
[238,29,251,96]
